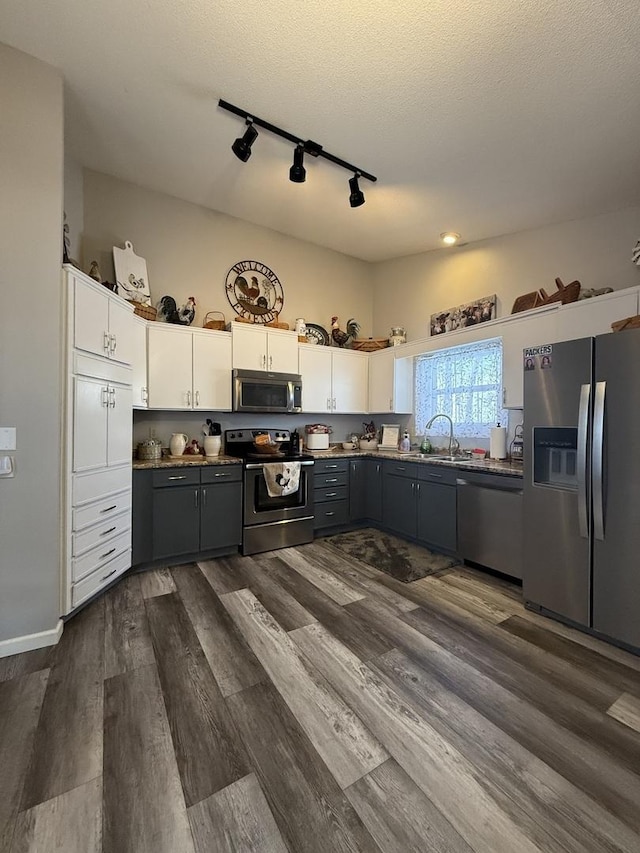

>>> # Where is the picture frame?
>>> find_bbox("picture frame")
[380,423,401,448]
[430,294,496,336]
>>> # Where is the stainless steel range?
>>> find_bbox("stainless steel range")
[225,428,315,556]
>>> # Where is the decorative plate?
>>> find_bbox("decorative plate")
[225,260,284,324]
[304,323,330,346]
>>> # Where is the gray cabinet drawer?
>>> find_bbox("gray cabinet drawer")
[383,461,418,479]
[201,465,242,484]
[314,470,348,488]
[315,485,348,503]
[417,464,459,486]
[152,468,200,488]
[314,500,350,530]
[314,459,349,476]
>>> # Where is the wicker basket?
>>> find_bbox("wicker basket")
[351,338,390,352]
[127,300,157,321]
[203,311,226,330]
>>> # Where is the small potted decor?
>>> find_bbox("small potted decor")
[359,421,379,451]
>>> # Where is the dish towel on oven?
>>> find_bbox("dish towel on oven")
[262,462,301,497]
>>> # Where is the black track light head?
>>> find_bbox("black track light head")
[349,174,365,208]
[289,145,306,183]
[231,122,258,162]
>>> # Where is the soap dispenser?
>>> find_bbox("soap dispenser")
[399,431,411,453]
[420,435,432,454]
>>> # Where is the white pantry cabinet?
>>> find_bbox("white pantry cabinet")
[62,267,134,615]
[232,322,299,373]
[368,348,413,414]
[131,314,148,408]
[147,324,232,410]
[68,266,134,365]
[299,345,369,413]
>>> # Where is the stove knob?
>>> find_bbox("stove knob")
[229,433,235,439]
[238,431,243,438]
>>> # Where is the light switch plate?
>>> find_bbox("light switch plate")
[0,428,16,451]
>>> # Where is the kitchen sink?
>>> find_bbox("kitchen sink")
[410,453,470,463]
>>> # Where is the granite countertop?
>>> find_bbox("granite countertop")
[133,454,242,470]
[306,447,524,478]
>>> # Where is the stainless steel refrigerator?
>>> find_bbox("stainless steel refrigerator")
[523,330,640,652]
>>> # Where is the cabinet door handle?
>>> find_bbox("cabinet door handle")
[109,387,116,408]
[202,488,207,507]
[332,397,336,410]
[424,472,443,479]
[376,464,380,473]
[100,505,117,514]
[194,489,199,508]
[327,397,331,411]
[325,511,335,517]
[103,331,110,353]
[262,354,266,368]
[168,475,187,481]
[195,390,200,407]
[325,478,338,483]
[411,482,415,492]
[325,464,338,469]
[396,466,406,471]
[101,568,118,581]
[186,390,191,407]
[100,526,117,537]
[142,387,148,403]
[100,547,117,560]
[389,398,393,411]
[110,334,117,354]
[214,472,231,478]
[101,386,109,407]
[325,492,338,497]
[416,483,421,494]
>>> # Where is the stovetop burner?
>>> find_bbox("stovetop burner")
[225,428,312,465]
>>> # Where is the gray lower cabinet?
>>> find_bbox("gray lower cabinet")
[382,462,418,539]
[314,458,350,530]
[133,465,242,565]
[382,460,458,553]
[349,459,367,521]
[364,459,383,523]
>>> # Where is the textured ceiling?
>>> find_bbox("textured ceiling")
[1,0,639,261]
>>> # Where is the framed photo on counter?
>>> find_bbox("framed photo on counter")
[380,424,401,449]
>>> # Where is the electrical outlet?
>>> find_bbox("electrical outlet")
[149,427,157,439]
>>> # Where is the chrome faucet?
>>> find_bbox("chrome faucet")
[425,413,459,456]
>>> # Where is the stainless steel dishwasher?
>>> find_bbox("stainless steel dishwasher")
[456,472,523,579]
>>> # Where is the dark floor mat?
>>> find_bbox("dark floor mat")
[324,528,459,583]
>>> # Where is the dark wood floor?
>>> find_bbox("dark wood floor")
[2,541,640,852]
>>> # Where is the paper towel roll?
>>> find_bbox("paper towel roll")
[490,426,507,459]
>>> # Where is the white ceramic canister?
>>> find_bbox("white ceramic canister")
[169,433,188,456]
[203,435,222,457]
[294,318,306,336]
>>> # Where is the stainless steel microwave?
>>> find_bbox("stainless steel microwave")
[232,369,303,413]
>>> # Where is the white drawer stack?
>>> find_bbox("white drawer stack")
[63,266,135,614]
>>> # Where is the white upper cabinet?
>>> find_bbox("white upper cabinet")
[232,323,299,373]
[131,315,148,408]
[70,268,134,365]
[299,345,369,414]
[147,324,232,410]
[332,350,369,413]
[368,349,413,414]
[502,306,558,409]
[555,289,639,342]
[299,346,332,412]
[193,331,232,410]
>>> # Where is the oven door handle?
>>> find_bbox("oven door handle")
[245,460,315,470]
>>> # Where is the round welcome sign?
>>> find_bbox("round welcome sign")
[225,260,284,323]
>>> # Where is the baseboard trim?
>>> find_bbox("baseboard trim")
[0,620,64,659]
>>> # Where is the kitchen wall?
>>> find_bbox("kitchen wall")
[133,411,411,451]
[82,170,374,337]
[371,206,640,341]
[63,154,84,263]
[0,43,64,648]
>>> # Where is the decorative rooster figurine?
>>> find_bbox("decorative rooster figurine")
[158,295,197,325]
[331,316,360,348]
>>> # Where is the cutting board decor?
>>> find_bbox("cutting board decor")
[113,241,152,305]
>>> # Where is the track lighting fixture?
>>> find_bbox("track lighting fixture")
[219,99,376,206]
[231,121,258,162]
[289,145,306,183]
[348,174,365,208]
